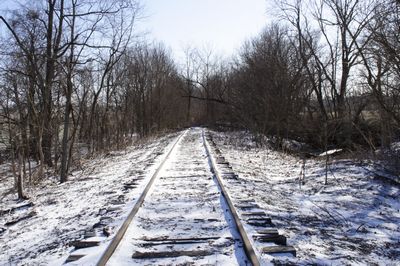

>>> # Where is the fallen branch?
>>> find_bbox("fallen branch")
[5,210,37,226]
[0,202,34,216]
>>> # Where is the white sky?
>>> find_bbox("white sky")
[138,0,271,62]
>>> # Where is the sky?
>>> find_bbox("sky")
[137,0,271,63]
[0,0,272,63]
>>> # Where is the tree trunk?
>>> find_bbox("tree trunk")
[17,146,27,200]
[60,96,71,183]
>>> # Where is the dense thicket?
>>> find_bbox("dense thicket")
[1,0,399,199]
[203,0,400,152]
[228,25,311,144]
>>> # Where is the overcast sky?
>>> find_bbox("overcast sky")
[138,0,271,62]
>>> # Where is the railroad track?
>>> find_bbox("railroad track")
[66,128,295,265]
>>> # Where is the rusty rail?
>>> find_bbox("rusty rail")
[202,130,260,266]
[96,131,186,266]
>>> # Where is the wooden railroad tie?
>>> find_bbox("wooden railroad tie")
[160,174,207,179]
[132,250,214,259]
[193,218,220,223]
[65,254,86,263]
[247,217,272,223]
[123,183,137,189]
[241,211,266,217]
[261,246,296,256]
[71,240,101,249]
[139,239,213,246]
[235,203,260,210]
[140,236,221,242]
[257,229,279,235]
[109,199,125,205]
[247,219,274,227]
[130,176,144,181]
[106,206,122,213]
[222,172,238,177]
[222,173,238,179]
[238,199,256,203]
[253,234,286,245]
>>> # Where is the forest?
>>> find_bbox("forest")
[0,0,399,200]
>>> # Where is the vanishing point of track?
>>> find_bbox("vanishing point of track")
[67,128,296,265]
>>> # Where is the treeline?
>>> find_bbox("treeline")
[187,0,400,152]
[1,0,399,199]
[0,0,187,199]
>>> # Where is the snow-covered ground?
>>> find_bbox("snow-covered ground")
[106,128,247,265]
[210,130,400,265]
[1,128,399,265]
[0,132,179,265]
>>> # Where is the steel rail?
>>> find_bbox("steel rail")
[96,131,186,266]
[202,129,260,266]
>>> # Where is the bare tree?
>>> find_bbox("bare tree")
[356,0,400,147]
[59,0,140,182]
[228,24,310,145]
[180,46,198,124]
[276,0,376,147]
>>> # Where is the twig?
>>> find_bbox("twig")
[355,223,365,232]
